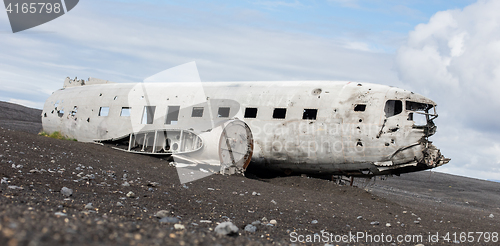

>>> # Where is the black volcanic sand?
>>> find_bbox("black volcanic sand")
[0,102,499,245]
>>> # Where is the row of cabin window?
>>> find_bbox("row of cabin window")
[97,106,323,124]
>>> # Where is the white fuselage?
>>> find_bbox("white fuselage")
[42,80,448,176]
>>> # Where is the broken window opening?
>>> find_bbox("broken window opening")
[120,107,131,117]
[57,108,64,117]
[273,108,287,119]
[218,107,230,118]
[244,107,258,118]
[191,107,204,117]
[99,107,109,116]
[413,113,427,126]
[141,106,156,124]
[356,140,363,147]
[406,101,429,111]
[70,106,78,116]
[165,106,180,125]
[44,113,47,117]
[354,104,366,112]
[302,109,318,120]
[384,100,402,117]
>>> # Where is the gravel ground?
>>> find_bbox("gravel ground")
[0,102,499,245]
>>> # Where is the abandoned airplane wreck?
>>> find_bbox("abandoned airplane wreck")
[41,77,450,177]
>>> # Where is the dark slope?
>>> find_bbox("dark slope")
[0,101,42,134]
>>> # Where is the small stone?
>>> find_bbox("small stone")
[159,217,179,223]
[414,221,420,224]
[214,222,239,236]
[270,200,277,205]
[311,220,318,224]
[370,221,379,225]
[116,202,124,207]
[8,185,23,190]
[54,212,67,216]
[244,224,257,233]
[174,224,185,230]
[251,220,261,226]
[489,214,494,218]
[154,210,171,218]
[386,223,391,227]
[126,191,135,198]
[252,191,257,196]
[357,216,363,219]
[85,203,93,209]
[121,181,130,187]
[270,219,277,225]
[61,187,73,196]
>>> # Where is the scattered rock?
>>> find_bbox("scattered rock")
[54,212,67,216]
[121,181,130,187]
[159,217,179,223]
[385,223,391,227]
[214,222,239,236]
[311,220,318,224]
[251,221,261,226]
[85,203,93,209]
[271,200,277,205]
[154,210,171,218]
[126,191,135,198]
[61,187,73,196]
[174,224,185,230]
[270,219,277,225]
[244,224,257,233]
[357,216,363,219]
[116,202,124,207]
[370,221,379,225]
[8,185,23,190]
[414,221,420,224]
[489,214,494,218]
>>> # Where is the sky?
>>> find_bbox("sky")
[1,0,499,181]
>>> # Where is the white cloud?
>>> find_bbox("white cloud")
[396,0,500,180]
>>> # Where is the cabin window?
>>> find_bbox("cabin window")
[191,107,204,117]
[165,106,180,124]
[302,109,317,120]
[384,100,402,117]
[99,107,109,116]
[244,107,258,118]
[273,108,287,119]
[354,104,366,112]
[141,106,156,124]
[218,107,230,118]
[120,107,131,116]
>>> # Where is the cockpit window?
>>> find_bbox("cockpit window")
[406,101,430,111]
[406,101,436,126]
[384,100,402,117]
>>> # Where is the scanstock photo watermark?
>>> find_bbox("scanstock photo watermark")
[290,231,499,244]
[3,0,79,33]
